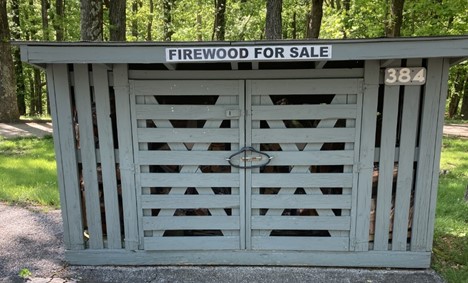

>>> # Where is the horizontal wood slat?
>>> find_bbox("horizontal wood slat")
[251,195,352,209]
[252,173,353,188]
[137,151,234,165]
[251,79,363,95]
[133,80,241,96]
[252,105,357,120]
[251,216,350,230]
[266,151,354,166]
[137,128,239,143]
[140,173,240,187]
[252,237,349,251]
[141,195,240,209]
[143,216,240,230]
[252,128,355,143]
[135,105,240,120]
[144,236,240,250]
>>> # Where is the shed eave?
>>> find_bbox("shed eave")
[14,36,468,65]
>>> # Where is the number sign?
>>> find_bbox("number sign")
[385,67,426,85]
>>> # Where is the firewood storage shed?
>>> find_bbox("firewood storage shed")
[18,36,468,267]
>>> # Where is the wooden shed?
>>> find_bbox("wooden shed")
[18,36,468,267]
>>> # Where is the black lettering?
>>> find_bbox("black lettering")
[240,48,249,58]
[183,49,193,60]
[264,47,274,58]
[217,48,226,59]
[254,48,262,58]
[228,48,238,59]
[275,47,285,58]
[193,49,202,60]
[310,47,319,57]
[299,47,309,58]
[202,48,216,59]
[320,46,329,57]
[290,47,298,58]
[168,49,177,60]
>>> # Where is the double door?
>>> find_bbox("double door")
[130,78,362,252]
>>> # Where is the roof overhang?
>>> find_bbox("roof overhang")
[13,36,468,67]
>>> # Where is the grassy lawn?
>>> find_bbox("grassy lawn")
[0,135,466,281]
[0,136,59,207]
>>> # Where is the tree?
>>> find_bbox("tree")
[110,0,126,41]
[80,0,103,41]
[306,0,324,38]
[386,0,405,37]
[163,0,175,41]
[147,0,153,40]
[54,0,64,41]
[11,0,26,115]
[0,0,20,122]
[265,0,282,39]
[212,0,226,40]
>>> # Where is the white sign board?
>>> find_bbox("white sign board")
[385,67,426,85]
[165,45,332,62]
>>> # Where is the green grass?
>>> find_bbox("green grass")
[19,115,52,122]
[444,118,468,124]
[433,137,468,283]
[0,136,59,207]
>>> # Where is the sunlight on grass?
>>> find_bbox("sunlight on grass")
[433,137,468,283]
[0,137,59,207]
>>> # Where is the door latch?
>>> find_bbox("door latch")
[226,146,273,169]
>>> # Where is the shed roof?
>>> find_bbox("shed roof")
[15,36,468,66]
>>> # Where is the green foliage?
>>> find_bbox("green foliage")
[0,136,59,207]
[18,268,32,278]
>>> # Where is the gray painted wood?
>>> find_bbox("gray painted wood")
[392,59,422,251]
[411,58,444,252]
[144,237,240,250]
[373,78,400,251]
[143,216,240,230]
[251,173,353,188]
[251,79,362,95]
[374,147,419,162]
[135,105,239,120]
[133,80,240,96]
[92,64,122,249]
[140,195,239,209]
[46,65,72,249]
[137,128,239,143]
[251,216,350,230]
[137,151,236,165]
[140,173,239,187]
[50,64,84,250]
[251,195,351,209]
[265,151,355,166]
[252,128,355,143]
[113,64,139,250]
[65,249,431,268]
[74,64,104,249]
[353,60,380,251]
[252,237,349,251]
[251,104,357,120]
[426,58,450,251]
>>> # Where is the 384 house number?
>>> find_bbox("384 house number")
[385,67,426,85]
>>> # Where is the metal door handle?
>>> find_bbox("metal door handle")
[226,146,273,169]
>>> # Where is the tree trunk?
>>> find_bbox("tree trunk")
[386,0,405,37]
[33,69,42,115]
[11,0,26,115]
[0,0,20,122]
[460,77,468,119]
[131,0,140,39]
[110,0,126,41]
[212,0,226,41]
[342,0,351,38]
[448,93,461,118]
[147,0,153,41]
[54,0,64,41]
[163,0,174,41]
[291,11,297,39]
[265,0,282,40]
[306,0,323,39]
[80,0,103,41]
[41,0,50,40]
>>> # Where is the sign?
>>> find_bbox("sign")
[165,45,332,62]
[385,67,426,85]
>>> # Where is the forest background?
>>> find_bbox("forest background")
[0,0,467,121]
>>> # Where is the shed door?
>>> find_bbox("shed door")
[130,79,362,252]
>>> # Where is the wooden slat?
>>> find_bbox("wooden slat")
[373,80,400,251]
[92,64,122,249]
[251,195,352,209]
[129,69,364,80]
[252,104,357,120]
[251,216,350,230]
[252,128,355,143]
[392,59,422,251]
[47,65,81,250]
[353,60,380,251]
[135,105,239,120]
[74,64,104,249]
[132,80,241,96]
[113,64,139,250]
[144,236,240,250]
[251,79,363,95]
[137,151,234,165]
[252,237,349,251]
[137,128,239,143]
[411,58,444,252]
[140,173,239,187]
[143,216,239,230]
[252,173,353,188]
[141,195,240,209]
[266,150,355,166]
